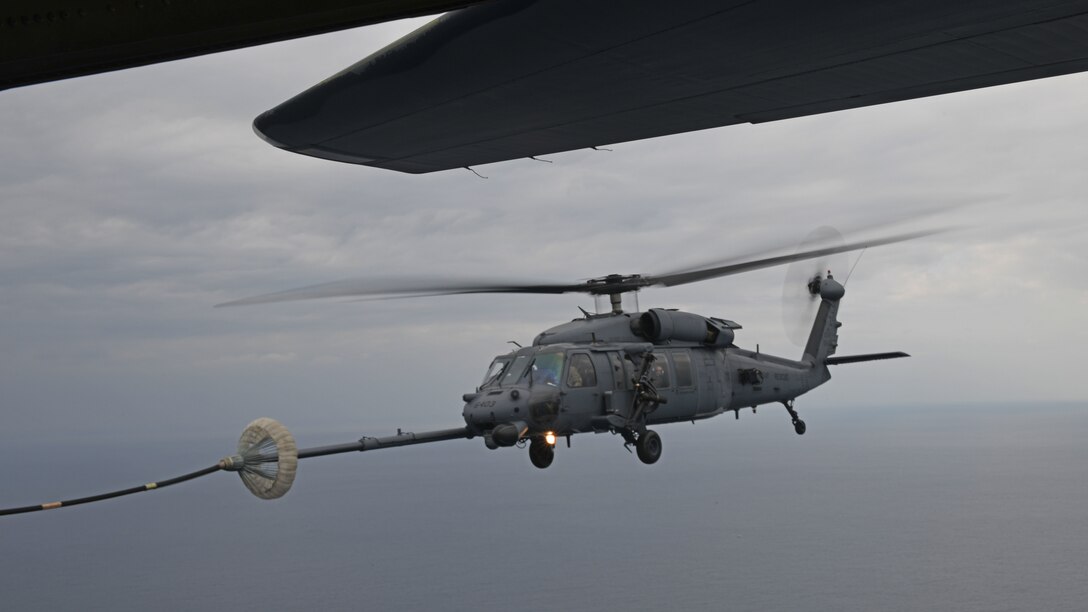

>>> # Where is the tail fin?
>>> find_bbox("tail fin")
[802,274,845,365]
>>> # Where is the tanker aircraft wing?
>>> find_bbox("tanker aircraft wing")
[0,0,480,91]
[253,0,1088,173]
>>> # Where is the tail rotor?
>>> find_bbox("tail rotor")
[782,226,847,346]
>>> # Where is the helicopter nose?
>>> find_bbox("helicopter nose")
[462,389,524,429]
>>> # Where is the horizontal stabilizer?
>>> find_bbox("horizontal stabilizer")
[825,352,909,365]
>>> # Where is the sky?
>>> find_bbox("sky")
[2,14,1088,454]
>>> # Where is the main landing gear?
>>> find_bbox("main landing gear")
[617,353,666,465]
[783,400,806,435]
[528,437,554,469]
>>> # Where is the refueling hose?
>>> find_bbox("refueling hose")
[0,418,471,517]
[0,465,222,516]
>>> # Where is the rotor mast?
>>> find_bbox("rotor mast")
[588,273,641,314]
[609,292,623,314]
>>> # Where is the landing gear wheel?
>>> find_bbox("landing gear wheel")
[529,439,555,469]
[636,430,662,465]
[793,419,807,435]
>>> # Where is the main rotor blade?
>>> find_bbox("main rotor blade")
[217,227,945,307]
[216,277,584,307]
[643,228,941,289]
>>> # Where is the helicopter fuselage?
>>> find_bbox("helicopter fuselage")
[463,340,829,436]
[462,301,837,451]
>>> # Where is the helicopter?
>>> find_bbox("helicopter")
[0,228,931,516]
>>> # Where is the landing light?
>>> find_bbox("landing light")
[544,432,556,446]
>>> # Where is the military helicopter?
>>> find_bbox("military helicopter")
[0,228,930,516]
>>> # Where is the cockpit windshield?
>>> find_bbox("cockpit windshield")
[500,355,531,386]
[480,358,511,387]
[528,352,565,388]
[493,350,567,388]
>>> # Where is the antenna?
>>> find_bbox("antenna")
[844,248,867,286]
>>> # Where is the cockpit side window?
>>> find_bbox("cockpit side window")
[566,353,597,388]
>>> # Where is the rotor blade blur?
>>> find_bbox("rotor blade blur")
[217,228,947,307]
[648,209,956,279]
[215,277,583,307]
[646,228,942,288]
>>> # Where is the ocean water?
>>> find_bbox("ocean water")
[3,402,1087,611]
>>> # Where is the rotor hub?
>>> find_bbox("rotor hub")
[585,273,643,295]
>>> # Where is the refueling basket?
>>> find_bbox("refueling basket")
[221,417,299,500]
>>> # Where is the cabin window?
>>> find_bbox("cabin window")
[650,358,671,388]
[566,353,597,388]
[672,352,694,388]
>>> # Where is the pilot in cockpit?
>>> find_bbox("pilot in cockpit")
[532,353,564,386]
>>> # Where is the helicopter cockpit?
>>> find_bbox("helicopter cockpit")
[479,349,569,390]
[466,348,573,438]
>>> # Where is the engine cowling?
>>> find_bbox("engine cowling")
[636,309,735,347]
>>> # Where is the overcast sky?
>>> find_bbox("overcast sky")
[2,16,1087,448]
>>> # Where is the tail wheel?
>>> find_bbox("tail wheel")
[529,438,555,469]
[636,430,662,465]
